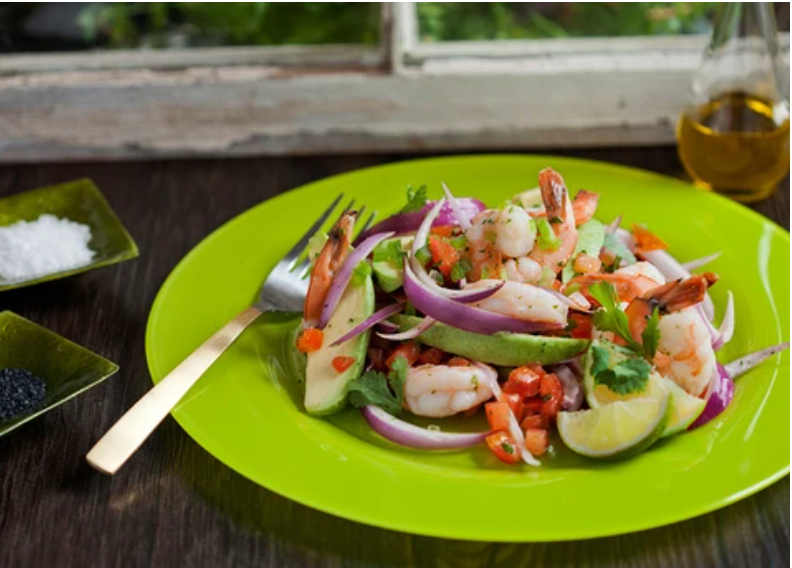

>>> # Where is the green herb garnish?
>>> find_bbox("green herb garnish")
[589,281,661,361]
[536,218,561,251]
[399,185,428,214]
[350,261,372,287]
[590,343,651,395]
[347,355,408,415]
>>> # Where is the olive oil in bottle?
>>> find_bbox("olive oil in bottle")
[677,3,789,203]
[678,92,790,202]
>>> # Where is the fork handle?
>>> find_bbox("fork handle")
[86,306,263,475]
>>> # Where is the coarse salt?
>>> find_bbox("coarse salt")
[0,214,95,282]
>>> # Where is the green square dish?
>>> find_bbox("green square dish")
[0,178,138,292]
[0,311,119,437]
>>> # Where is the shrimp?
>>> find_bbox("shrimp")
[568,262,666,303]
[624,273,718,396]
[403,363,495,418]
[571,190,600,227]
[303,211,355,327]
[528,168,578,274]
[504,257,543,284]
[466,279,568,327]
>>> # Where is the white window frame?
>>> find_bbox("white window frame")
[0,3,788,163]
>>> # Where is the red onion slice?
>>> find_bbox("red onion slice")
[329,303,404,347]
[361,405,489,450]
[689,363,734,430]
[377,317,436,341]
[714,291,735,351]
[441,182,472,231]
[404,262,563,335]
[724,341,790,380]
[682,251,722,271]
[355,198,486,244]
[318,231,394,329]
[605,215,622,235]
[479,363,539,466]
[545,287,592,313]
[548,364,584,411]
[375,320,400,333]
[410,198,503,301]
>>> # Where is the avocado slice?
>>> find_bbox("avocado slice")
[392,315,588,366]
[372,236,413,293]
[562,218,605,283]
[304,274,374,415]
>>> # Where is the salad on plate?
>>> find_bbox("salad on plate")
[292,168,789,466]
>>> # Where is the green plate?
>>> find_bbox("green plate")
[0,179,138,292]
[146,156,790,541]
[0,311,119,437]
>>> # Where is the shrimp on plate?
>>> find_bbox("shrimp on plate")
[403,362,495,418]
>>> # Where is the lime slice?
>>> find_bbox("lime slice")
[661,378,706,437]
[558,394,671,459]
[582,340,705,437]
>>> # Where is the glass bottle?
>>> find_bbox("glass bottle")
[677,2,789,203]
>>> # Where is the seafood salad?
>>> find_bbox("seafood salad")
[293,168,789,466]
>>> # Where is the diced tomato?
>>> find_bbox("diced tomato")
[448,357,471,367]
[504,365,543,397]
[524,428,549,456]
[551,279,562,291]
[632,223,668,253]
[568,313,593,339]
[296,327,324,353]
[428,236,460,278]
[599,247,618,268]
[485,402,511,432]
[331,356,356,373]
[503,393,524,421]
[368,348,386,371]
[522,398,543,416]
[430,225,455,237]
[485,431,521,465]
[520,414,548,431]
[418,347,444,366]
[540,374,564,421]
[573,253,602,274]
[386,342,421,369]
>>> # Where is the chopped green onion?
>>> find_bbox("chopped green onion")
[450,263,466,282]
[430,270,445,285]
[351,261,372,287]
[415,245,432,265]
[450,235,468,251]
[564,282,582,296]
[536,218,561,251]
[373,239,405,263]
[458,258,473,273]
[538,266,556,288]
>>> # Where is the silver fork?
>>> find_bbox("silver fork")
[86,195,375,474]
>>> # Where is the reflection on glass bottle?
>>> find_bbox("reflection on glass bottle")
[677,3,789,203]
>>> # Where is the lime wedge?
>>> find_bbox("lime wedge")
[583,341,666,408]
[558,394,671,459]
[582,340,705,437]
[661,378,706,437]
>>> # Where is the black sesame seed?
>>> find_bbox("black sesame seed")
[0,368,47,422]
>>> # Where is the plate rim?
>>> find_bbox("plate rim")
[145,154,790,541]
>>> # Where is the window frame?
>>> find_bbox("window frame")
[0,3,788,163]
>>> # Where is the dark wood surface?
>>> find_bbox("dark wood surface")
[0,148,788,568]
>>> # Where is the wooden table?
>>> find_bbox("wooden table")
[0,148,788,567]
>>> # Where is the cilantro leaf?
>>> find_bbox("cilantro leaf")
[602,232,636,265]
[641,306,661,360]
[589,282,643,353]
[347,355,409,415]
[590,342,651,395]
[399,185,428,214]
